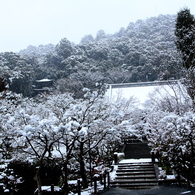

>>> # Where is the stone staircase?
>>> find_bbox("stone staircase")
[124,142,151,159]
[110,161,158,189]
[110,142,158,189]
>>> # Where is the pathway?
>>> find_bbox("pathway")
[99,142,195,194]
[98,185,195,195]
[110,142,158,190]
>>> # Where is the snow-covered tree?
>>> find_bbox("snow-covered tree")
[3,100,62,195]
[144,111,195,183]
[175,8,195,70]
[48,87,138,191]
[56,38,73,59]
[0,52,35,96]
[43,93,77,195]
[0,83,141,194]
[175,8,195,110]
[145,82,192,115]
[80,34,95,44]
[55,70,105,99]
[58,88,118,188]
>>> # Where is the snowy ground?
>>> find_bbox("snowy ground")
[119,158,153,164]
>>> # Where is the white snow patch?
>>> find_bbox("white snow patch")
[181,191,191,194]
[166,175,176,180]
[36,79,52,82]
[80,182,104,195]
[0,164,7,169]
[119,158,152,164]
[110,165,118,181]
[114,152,125,161]
[79,127,88,136]
[52,146,66,158]
[81,191,91,195]
[35,186,61,192]
[68,180,78,185]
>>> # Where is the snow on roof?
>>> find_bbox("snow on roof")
[119,158,152,164]
[105,81,179,108]
[106,80,176,88]
[36,79,53,82]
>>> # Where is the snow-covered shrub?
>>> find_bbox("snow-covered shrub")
[0,161,23,194]
[145,82,192,115]
[144,111,195,183]
[158,167,167,180]
[0,85,139,194]
[142,81,195,183]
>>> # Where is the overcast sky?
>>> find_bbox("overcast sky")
[0,0,195,53]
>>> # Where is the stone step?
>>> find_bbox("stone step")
[110,182,158,186]
[112,142,158,190]
[111,160,158,189]
[119,162,153,165]
[117,164,154,168]
[118,163,153,167]
[110,182,158,189]
[111,179,157,184]
[118,167,154,170]
[124,143,151,159]
[115,175,156,180]
[116,171,155,176]
[118,164,154,167]
[116,168,155,173]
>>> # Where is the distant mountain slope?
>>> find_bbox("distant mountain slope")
[1,15,184,97]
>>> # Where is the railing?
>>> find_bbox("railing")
[76,172,110,195]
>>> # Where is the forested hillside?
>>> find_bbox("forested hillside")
[0,14,183,97]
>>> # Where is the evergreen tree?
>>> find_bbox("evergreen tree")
[175,8,195,69]
[56,38,73,59]
[175,8,195,110]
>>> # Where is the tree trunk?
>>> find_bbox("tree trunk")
[35,167,42,195]
[79,142,88,189]
[88,140,93,186]
[63,161,69,195]
[80,159,88,189]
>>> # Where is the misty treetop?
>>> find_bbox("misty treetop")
[1,14,183,97]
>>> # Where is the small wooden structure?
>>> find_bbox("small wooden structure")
[33,79,53,95]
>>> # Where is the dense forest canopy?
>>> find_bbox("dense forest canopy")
[0,14,184,97]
